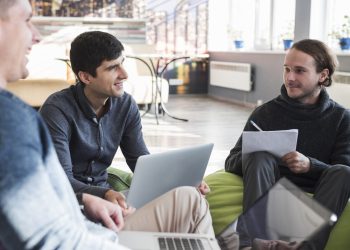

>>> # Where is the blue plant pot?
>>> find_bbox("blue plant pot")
[283,39,293,50]
[234,40,244,49]
[339,37,350,50]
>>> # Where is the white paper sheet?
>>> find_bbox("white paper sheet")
[242,129,298,158]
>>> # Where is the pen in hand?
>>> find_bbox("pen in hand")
[250,120,263,131]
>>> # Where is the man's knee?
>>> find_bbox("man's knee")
[323,165,350,189]
[171,186,202,202]
[243,151,278,173]
[167,186,210,221]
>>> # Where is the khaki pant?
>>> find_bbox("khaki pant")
[123,186,215,237]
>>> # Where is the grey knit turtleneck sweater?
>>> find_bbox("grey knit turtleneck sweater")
[225,85,350,189]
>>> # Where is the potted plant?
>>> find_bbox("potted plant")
[330,15,350,51]
[280,22,294,50]
[227,27,244,49]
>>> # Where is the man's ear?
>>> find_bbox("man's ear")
[319,68,329,83]
[78,71,93,85]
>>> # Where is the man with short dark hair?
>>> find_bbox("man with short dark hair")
[40,30,210,209]
[41,31,146,205]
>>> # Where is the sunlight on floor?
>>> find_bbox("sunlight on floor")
[111,96,252,177]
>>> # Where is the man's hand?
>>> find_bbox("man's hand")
[281,151,310,173]
[82,193,124,232]
[104,189,136,217]
[104,189,127,209]
[198,181,211,196]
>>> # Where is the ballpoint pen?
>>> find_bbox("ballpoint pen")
[250,120,263,131]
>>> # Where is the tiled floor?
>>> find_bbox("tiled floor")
[113,94,253,176]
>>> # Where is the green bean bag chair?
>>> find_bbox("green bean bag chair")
[107,167,350,249]
[204,170,350,250]
[107,167,133,192]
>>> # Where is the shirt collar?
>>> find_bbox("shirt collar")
[275,84,332,120]
[75,82,113,121]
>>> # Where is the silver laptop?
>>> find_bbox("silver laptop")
[126,143,214,209]
[119,231,220,250]
[220,177,337,246]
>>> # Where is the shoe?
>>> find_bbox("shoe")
[216,228,240,250]
[252,238,301,250]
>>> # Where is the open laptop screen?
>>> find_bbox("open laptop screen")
[126,143,214,209]
[221,178,337,245]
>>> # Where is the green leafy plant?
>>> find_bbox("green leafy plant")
[280,21,294,40]
[330,15,350,39]
[227,26,244,41]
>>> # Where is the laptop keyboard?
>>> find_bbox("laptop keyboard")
[158,237,205,250]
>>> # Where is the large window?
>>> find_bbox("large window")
[228,0,255,49]
[208,0,295,51]
[254,0,272,50]
[271,0,295,50]
[326,0,350,51]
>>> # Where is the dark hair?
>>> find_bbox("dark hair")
[291,39,338,87]
[0,0,17,19]
[70,31,124,80]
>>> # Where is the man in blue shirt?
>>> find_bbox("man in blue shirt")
[40,31,210,209]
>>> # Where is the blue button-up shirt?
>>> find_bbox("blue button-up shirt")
[40,82,149,197]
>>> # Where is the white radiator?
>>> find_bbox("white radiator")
[328,71,350,108]
[210,61,252,91]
